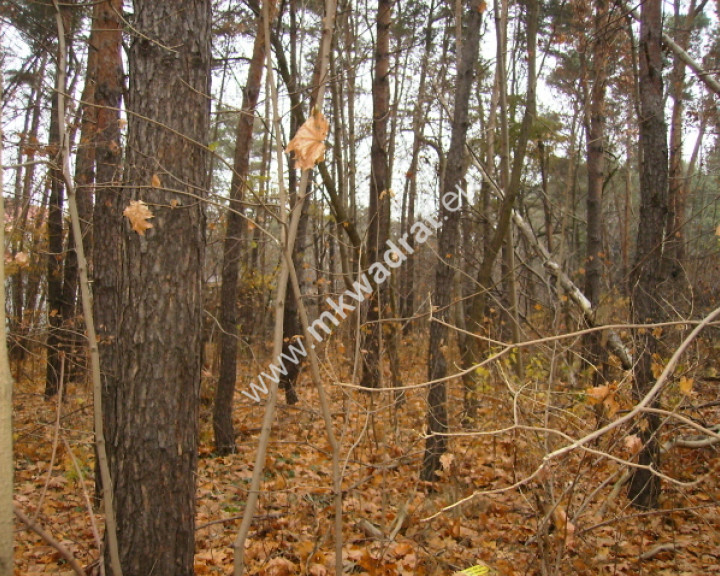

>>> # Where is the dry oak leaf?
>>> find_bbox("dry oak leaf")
[123,200,155,236]
[624,434,643,454]
[285,109,329,170]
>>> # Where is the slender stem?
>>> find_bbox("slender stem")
[232,0,339,573]
[0,52,15,576]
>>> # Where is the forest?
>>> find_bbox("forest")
[1,0,720,574]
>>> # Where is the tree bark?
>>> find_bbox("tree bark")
[400,6,434,330]
[421,0,484,482]
[360,0,392,390]
[583,0,610,385]
[45,12,70,397]
[214,12,267,455]
[9,55,46,365]
[627,0,668,510]
[665,0,697,273]
[106,1,211,573]
[60,39,97,384]
[93,0,124,507]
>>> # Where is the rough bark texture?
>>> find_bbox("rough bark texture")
[584,0,609,385]
[278,192,309,406]
[105,1,211,573]
[60,41,97,384]
[214,18,266,455]
[45,42,66,398]
[277,0,301,405]
[93,0,123,504]
[421,0,484,482]
[628,0,668,510]
[360,0,392,390]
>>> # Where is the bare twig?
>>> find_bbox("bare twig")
[232,0,341,574]
[544,304,720,462]
[34,358,65,523]
[62,438,104,576]
[639,542,679,561]
[14,505,87,576]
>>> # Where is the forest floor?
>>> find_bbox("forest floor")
[10,333,720,575]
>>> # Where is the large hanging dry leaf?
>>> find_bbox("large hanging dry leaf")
[285,109,329,171]
[124,200,155,236]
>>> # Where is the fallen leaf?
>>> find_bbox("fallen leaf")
[679,376,694,395]
[123,200,155,236]
[552,507,576,547]
[624,434,643,454]
[262,556,295,576]
[586,385,611,404]
[440,452,455,471]
[285,109,329,170]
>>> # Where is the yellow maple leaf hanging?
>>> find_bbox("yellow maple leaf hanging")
[285,109,329,171]
[123,200,155,236]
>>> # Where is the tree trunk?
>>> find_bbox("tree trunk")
[106,1,211,573]
[278,0,309,405]
[214,11,267,455]
[400,6,434,330]
[665,0,697,274]
[93,0,124,506]
[0,64,15,576]
[45,19,69,397]
[627,0,668,510]
[360,0,392,390]
[9,55,46,365]
[60,41,97,384]
[421,0,484,482]
[583,0,610,385]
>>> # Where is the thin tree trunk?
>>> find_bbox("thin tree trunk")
[214,10,268,455]
[584,0,610,385]
[60,41,97,384]
[9,55,47,364]
[421,0,485,482]
[627,0,668,510]
[45,13,70,397]
[360,0,392,390]
[666,0,697,271]
[0,64,15,576]
[470,0,537,342]
[93,0,124,509]
[400,5,434,329]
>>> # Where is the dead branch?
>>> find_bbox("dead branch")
[14,505,87,576]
